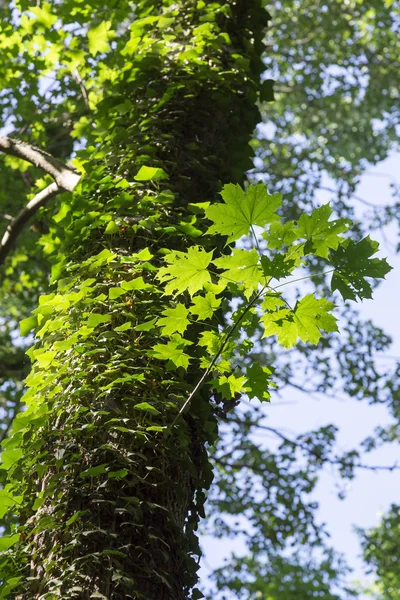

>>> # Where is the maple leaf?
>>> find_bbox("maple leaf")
[190,292,221,320]
[211,373,248,400]
[297,204,351,259]
[157,303,189,336]
[158,246,213,297]
[245,363,273,401]
[213,248,263,297]
[152,335,192,369]
[205,182,281,244]
[264,221,299,250]
[261,294,338,348]
[330,236,392,300]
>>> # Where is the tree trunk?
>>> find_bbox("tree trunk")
[5,1,269,598]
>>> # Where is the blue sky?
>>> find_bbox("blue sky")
[200,152,400,596]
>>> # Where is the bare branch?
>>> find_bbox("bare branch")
[0,182,60,266]
[0,135,80,191]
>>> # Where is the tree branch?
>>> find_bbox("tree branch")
[0,182,60,266]
[0,135,80,191]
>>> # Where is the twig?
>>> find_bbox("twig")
[169,287,266,429]
[0,182,60,266]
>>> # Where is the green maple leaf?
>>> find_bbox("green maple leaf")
[260,254,295,280]
[245,363,273,401]
[152,335,192,369]
[205,182,281,244]
[298,204,351,258]
[213,248,263,297]
[211,373,248,400]
[294,294,338,344]
[261,294,338,348]
[330,236,392,300]
[88,21,114,56]
[264,220,299,250]
[158,246,213,297]
[190,292,221,320]
[157,303,190,335]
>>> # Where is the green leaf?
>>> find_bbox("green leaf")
[88,21,113,56]
[0,534,20,552]
[133,402,161,416]
[20,315,37,337]
[261,294,338,348]
[212,373,247,400]
[80,464,108,478]
[109,287,126,300]
[0,576,22,598]
[105,221,119,235]
[245,363,273,401]
[330,236,392,300]
[87,313,111,327]
[134,166,168,181]
[261,254,295,280]
[297,204,351,258]
[158,247,213,297]
[157,303,190,336]
[152,335,192,369]
[264,221,299,250]
[66,510,88,527]
[121,276,152,291]
[0,449,23,471]
[135,318,157,331]
[213,248,263,298]
[190,292,221,320]
[30,2,57,28]
[114,322,132,332]
[294,294,338,344]
[205,182,281,243]
[108,469,129,479]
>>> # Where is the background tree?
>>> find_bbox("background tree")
[0,1,398,600]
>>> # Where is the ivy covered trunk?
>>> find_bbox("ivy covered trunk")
[2,1,268,598]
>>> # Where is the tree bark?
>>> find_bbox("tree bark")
[4,1,269,598]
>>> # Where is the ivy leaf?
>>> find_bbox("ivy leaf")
[245,363,273,401]
[87,313,111,328]
[261,254,295,280]
[133,402,161,416]
[20,316,37,337]
[298,204,351,258]
[205,182,281,244]
[80,464,108,478]
[213,248,263,297]
[158,247,213,297]
[152,335,192,369]
[88,21,113,56]
[105,221,119,235]
[0,534,20,552]
[157,303,190,335]
[330,236,392,300]
[190,292,221,320]
[134,166,168,181]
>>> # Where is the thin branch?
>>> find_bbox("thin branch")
[0,182,60,266]
[169,287,266,429]
[0,135,80,192]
